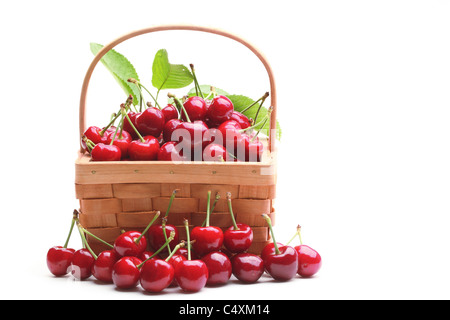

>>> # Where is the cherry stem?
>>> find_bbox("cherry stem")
[169,93,191,122]
[137,231,176,268]
[165,189,178,218]
[78,226,114,249]
[253,92,269,124]
[76,222,98,260]
[184,219,191,260]
[240,106,273,134]
[135,211,161,244]
[109,114,125,146]
[100,112,121,136]
[250,116,269,143]
[128,78,161,109]
[226,192,239,230]
[206,190,212,227]
[262,213,280,255]
[189,64,204,99]
[82,136,95,152]
[121,104,145,143]
[63,210,78,248]
[201,192,220,227]
[161,218,171,255]
[240,92,269,114]
[165,241,185,262]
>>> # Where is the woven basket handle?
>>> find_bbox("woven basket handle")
[79,25,277,153]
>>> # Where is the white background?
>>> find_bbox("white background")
[1,0,449,300]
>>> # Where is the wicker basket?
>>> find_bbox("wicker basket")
[74,25,278,255]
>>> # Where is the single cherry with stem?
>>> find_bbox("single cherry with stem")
[231,253,264,283]
[206,95,234,126]
[46,210,77,276]
[261,214,298,281]
[223,192,253,253]
[140,237,183,293]
[182,96,207,122]
[174,219,209,292]
[148,189,180,253]
[161,104,179,123]
[70,221,98,280]
[286,225,322,278]
[113,211,160,257]
[191,190,224,257]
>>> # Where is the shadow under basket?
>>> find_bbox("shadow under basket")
[74,25,279,256]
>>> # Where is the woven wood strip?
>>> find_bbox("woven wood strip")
[78,213,117,228]
[112,183,161,199]
[75,183,113,199]
[80,198,122,215]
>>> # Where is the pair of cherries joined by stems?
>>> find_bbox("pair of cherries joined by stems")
[82,71,271,163]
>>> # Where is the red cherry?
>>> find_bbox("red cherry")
[112,256,142,289]
[236,134,264,162]
[202,143,229,162]
[105,130,132,159]
[182,96,207,121]
[123,111,141,140]
[128,135,160,161]
[46,246,75,276]
[91,143,122,161]
[260,242,284,262]
[176,120,209,148]
[175,260,209,292]
[163,119,182,142]
[231,253,264,283]
[70,248,95,280]
[140,259,175,293]
[218,120,242,152]
[161,104,179,123]
[92,250,120,283]
[83,126,105,145]
[158,141,188,161]
[148,224,180,253]
[206,95,234,126]
[223,192,253,253]
[135,107,165,137]
[167,253,187,287]
[224,224,253,253]
[296,245,322,278]
[230,111,251,129]
[113,231,147,257]
[201,251,232,286]
[261,214,298,281]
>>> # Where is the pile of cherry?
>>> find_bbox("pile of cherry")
[81,87,271,162]
[47,190,322,293]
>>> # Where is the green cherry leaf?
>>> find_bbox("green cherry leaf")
[152,49,194,90]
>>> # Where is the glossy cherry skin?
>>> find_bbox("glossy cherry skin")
[182,96,207,121]
[113,231,147,257]
[163,119,182,142]
[223,223,253,253]
[201,251,232,286]
[158,141,188,161]
[70,249,95,280]
[206,95,234,126]
[123,111,141,140]
[147,224,180,253]
[295,245,322,277]
[83,126,105,145]
[202,143,229,162]
[263,244,298,281]
[176,121,209,149]
[112,256,142,289]
[46,246,75,276]
[91,143,122,161]
[92,250,120,283]
[191,226,224,257]
[161,104,179,123]
[140,259,175,293]
[230,111,251,129]
[174,260,209,292]
[135,107,165,137]
[105,130,132,159]
[260,242,284,263]
[236,134,264,162]
[231,253,264,283]
[167,254,187,287]
[128,135,160,161]
[218,120,242,152]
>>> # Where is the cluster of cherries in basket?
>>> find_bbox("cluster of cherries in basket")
[47,190,322,293]
[82,86,271,162]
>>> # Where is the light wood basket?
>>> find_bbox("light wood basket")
[75,25,278,256]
